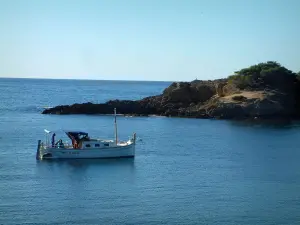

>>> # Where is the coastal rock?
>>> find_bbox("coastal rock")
[42,62,300,120]
[162,81,215,103]
[208,103,245,119]
[222,83,240,95]
[42,85,299,119]
[216,82,227,97]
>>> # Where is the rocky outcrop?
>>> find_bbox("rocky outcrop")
[42,62,300,120]
[222,83,240,96]
[162,81,216,103]
[200,90,295,119]
[42,82,300,120]
[215,82,227,97]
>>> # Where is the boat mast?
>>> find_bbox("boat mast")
[114,108,118,144]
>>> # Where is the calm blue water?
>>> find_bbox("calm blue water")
[1,78,300,225]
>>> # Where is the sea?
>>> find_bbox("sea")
[1,78,300,225]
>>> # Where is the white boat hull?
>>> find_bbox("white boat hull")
[37,142,135,160]
[36,116,137,160]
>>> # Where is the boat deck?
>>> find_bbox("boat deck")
[41,141,132,150]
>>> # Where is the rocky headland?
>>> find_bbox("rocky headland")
[42,62,300,120]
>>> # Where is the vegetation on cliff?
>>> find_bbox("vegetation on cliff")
[228,61,296,90]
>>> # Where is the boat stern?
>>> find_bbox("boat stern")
[36,140,42,160]
[36,140,53,160]
[131,132,137,144]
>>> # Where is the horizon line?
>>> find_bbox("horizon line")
[0,76,226,82]
[0,76,177,83]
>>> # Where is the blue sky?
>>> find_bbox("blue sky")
[0,0,299,81]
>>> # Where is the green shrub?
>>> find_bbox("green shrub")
[228,61,296,90]
[228,74,254,89]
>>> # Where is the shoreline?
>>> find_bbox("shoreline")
[42,109,300,123]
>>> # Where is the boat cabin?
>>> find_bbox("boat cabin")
[65,131,116,149]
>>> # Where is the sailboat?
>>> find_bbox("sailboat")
[36,108,136,160]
